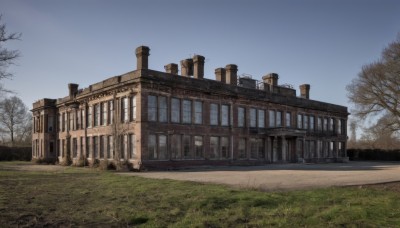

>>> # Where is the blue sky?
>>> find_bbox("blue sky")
[1,0,400,113]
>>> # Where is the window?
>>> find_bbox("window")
[58,114,61,132]
[87,107,92,128]
[129,134,136,159]
[238,107,245,127]
[330,118,335,133]
[148,95,157,121]
[210,137,219,159]
[171,135,181,159]
[238,138,246,159]
[122,97,129,122]
[86,137,90,158]
[108,135,113,159]
[121,135,127,159]
[62,112,66,131]
[323,118,328,132]
[221,105,229,126]
[49,141,54,154]
[250,108,257,127]
[194,136,203,158]
[102,102,107,125]
[269,110,275,128]
[94,104,100,126]
[258,109,265,128]
[81,109,85,129]
[48,116,54,132]
[69,112,74,130]
[171,98,180,123]
[310,115,315,131]
[148,134,157,159]
[210,104,218,125]
[221,137,229,159]
[93,136,98,158]
[99,136,104,159]
[108,100,114,124]
[304,115,308,130]
[183,135,191,159]
[159,96,168,122]
[276,111,282,127]
[182,100,192,124]
[158,135,167,160]
[286,112,291,127]
[339,142,345,157]
[250,138,258,159]
[317,117,322,132]
[80,137,84,158]
[297,114,303,129]
[130,96,136,121]
[194,101,203,124]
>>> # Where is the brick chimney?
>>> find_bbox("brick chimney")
[225,64,238,85]
[68,83,79,98]
[193,55,205,79]
[164,63,178,75]
[262,73,279,86]
[215,68,226,83]
[135,46,150,70]
[300,84,310,99]
[180,59,193,77]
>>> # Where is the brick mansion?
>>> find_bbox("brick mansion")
[31,46,348,169]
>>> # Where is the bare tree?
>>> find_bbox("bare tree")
[347,35,400,133]
[0,96,29,146]
[0,15,21,80]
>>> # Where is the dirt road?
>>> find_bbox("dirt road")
[122,161,400,191]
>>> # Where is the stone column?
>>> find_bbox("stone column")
[282,137,287,161]
[273,136,278,162]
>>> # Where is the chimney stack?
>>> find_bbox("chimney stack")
[225,64,238,85]
[215,68,226,83]
[180,59,193,77]
[164,63,178,75]
[135,46,150,70]
[68,83,79,98]
[193,55,205,79]
[262,73,279,86]
[300,84,310,99]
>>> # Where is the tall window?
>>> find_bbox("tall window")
[183,135,191,159]
[323,118,328,132]
[81,109,85,129]
[94,104,100,126]
[210,136,219,159]
[108,135,113,159]
[250,108,256,127]
[182,100,192,124]
[102,102,107,126]
[276,111,282,127]
[238,107,245,127]
[250,138,258,159]
[99,136,104,158]
[310,115,315,131]
[108,100,114,124]
[171,134,181,159]
[317,117,322,131]
[194,136,203,158]
[221,137,229,159]
[210,104,218,125]
[129,134,136,159]
[93,136,98,158]
[130,96,136,121]
[269,110,275,128]
[63,112,67,131]
[258,109,265,128]
[304,115,309,130]
[158,135,167,160]
[286,112,291,127]
[58,114,61,132]
[158,96,168,122]
[121,135,127,159]
[194,101,203,124]
[87,107,92,128]
[238,138,246,159]
[69,112,74,130]
[297,114,303,129]
[72,138,77,158]
[221,105,229,126]
[330,118,335,133]
[148,95,157,121]
[171,98,180,123]
[48,116,54,132]
[80,137,84,158]
[122,97,129,122]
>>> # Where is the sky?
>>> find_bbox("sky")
[1,0,400,116]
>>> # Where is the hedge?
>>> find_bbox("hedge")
[0,146,32,161]
[347,149,400,161]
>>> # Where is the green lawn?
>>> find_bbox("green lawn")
[0,162,400,227]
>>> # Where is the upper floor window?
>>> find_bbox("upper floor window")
[194,101,203,124]
[297,114,303,129]
[285,112,291,127]
[182,100,192,124]
[304,115,309,130]
[94,104,100,126]
[276,111,282,127]
[210,104,219,125]
[317,117,322,131]
[309,115,315,131]
[238,107,245,127]
[158,96,168,123]
[148,95,157,122]
[171,98,180,123]
[323,118,328,132]
[250,108,257,127]
[108,100,114,124]
[130,96,136,121]
[87,107,92,128]
[257,109,265,128]
[269,110,275,128]
[121,97,129,122]
[102,102,107,126]
[329,118,335,132]
[221,104,230,126]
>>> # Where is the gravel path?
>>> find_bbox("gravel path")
[121,161,400,191]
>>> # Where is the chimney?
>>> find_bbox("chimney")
[300,84,310,99]
[262,73,279,86]
[180,58,193,77]
[225,64,238,85]
[215,68,226,83]
[193,55,205,79]
[68,83,79,98]
[164,63,178,75]
[135,46,150,70]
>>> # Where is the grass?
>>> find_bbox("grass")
[0,162,400,227]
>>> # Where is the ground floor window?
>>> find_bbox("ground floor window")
[148,134,168,160]
[183,135,191,159]
[250,138,264,159]
[171,135,181,159]
[210,136,219,159]
[108,135,113,159]
[238,138,246,159]
[72,138,77,158]
[221,137,229,159]
[194,136,203,159]
[158,135,168,160]
[129,134,136,159]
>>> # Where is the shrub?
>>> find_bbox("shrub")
[347,149,400,161]
[0,146,31,161]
